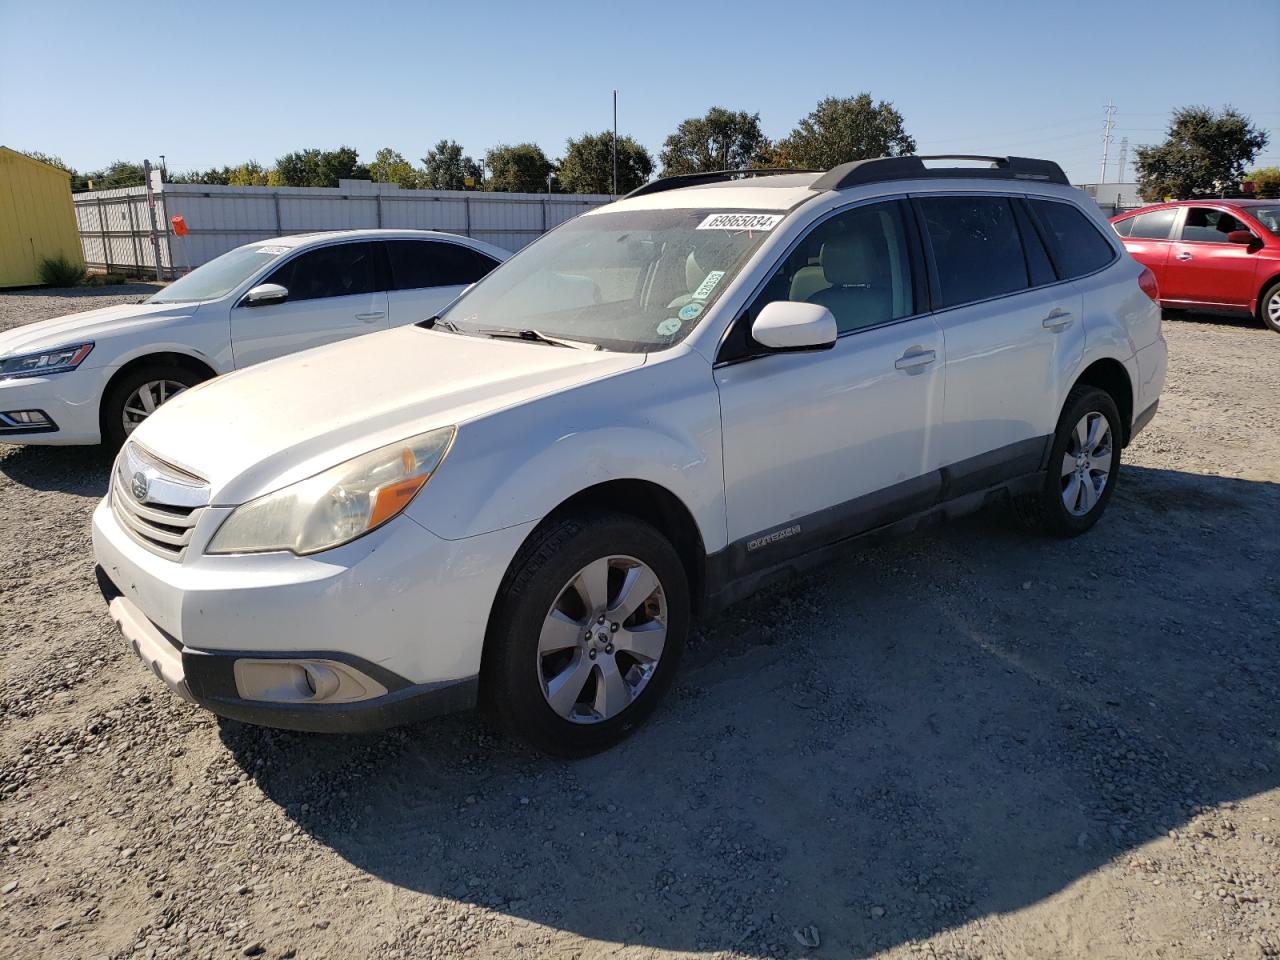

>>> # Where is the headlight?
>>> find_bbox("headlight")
[206,426,455,556]
[0,342,93,380]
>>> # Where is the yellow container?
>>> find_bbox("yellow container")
[0,146,85,287]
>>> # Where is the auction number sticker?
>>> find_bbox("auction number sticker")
[256,245,289,255]
[691,270,726,301]
[696,213,784,232]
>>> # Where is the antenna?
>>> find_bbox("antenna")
[1099,100,1116,183]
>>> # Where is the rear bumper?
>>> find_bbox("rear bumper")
[98,566,478,732]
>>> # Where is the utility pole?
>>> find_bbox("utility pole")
[612,89,618,199]
[142,159,164,281]
[1099,99,1116,184]
[1116,137,1129,183]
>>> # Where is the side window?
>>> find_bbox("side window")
[918,196,1028,308]
[1112,217,1135,237]
[387,240,499,290]
[1127,208,1178,240]
[1029,199,1116,278]
[1180,207,1247,243]
[751,201,915,335]
[265,242,376,302]
[1012,201,1058,286]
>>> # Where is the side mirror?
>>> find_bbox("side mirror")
[1226,230,1257,246]
[243,283,289,307]
[751,300,837,352]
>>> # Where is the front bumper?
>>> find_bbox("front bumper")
[92,495,536,732]
[98,569,476,732]
[0,369,105,445]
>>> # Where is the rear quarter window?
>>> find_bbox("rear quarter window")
[1127,208,1178,240]
[1029,199,1116,278]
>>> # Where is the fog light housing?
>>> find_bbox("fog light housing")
[0,409,55,429]
[231,658,387,704]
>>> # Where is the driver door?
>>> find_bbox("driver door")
[230,241,388,368]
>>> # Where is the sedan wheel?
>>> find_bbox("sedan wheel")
[1060,412,1113,516]
[537,555,667,724]
[122,379,189,435]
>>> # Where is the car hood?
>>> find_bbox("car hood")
[0,300,201,361]
[129,325,645,504]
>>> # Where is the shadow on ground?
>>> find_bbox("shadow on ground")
[0,443,111,497]
[205,464,1280,957]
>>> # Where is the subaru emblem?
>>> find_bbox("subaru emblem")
[131,471,149,502]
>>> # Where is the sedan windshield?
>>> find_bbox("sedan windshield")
[1250,205,1280,235]
[147,242,290,303]
[439,208,784,351]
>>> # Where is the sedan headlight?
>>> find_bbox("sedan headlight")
[206,426,455,556]
[0,342,93,380]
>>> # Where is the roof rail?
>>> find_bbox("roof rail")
[811,154,1070,191]
[622,168,821,200]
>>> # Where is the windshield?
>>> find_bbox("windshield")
[1250,205,1280,235]
[439,208,784,351]
[148,242,291,303]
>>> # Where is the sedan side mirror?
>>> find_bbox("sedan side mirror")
[243,283,289,307]
[1226,230,1257,246]
[751,300,838,352]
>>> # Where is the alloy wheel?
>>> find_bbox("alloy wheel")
[122,380,188,435]
[1061,412,1113,517]
[537,555,667,724]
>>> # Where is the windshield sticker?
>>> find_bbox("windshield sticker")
[692,270,725,301]
[256,245,289,255]
[696,213,784,232]
[656,317,683,337]
[677,302,704,322]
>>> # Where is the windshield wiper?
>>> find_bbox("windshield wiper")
[418,315,466,334]
[477,327,598,350]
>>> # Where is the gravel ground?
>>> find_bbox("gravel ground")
[1,286,1278,960]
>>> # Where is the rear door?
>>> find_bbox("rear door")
[229,241,387,367]
[915,193,1084,479]
[1117,208,1178,294]
[384,239,502,325]
[1164,206,1260,308]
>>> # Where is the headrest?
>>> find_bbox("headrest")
[820,232,880,287]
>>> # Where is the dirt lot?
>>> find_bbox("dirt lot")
[1,287,1278,960]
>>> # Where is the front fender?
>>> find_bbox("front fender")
[407,349,726,553]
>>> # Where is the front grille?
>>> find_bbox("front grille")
[110,444,211,561]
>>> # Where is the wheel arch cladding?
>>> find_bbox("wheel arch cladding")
[1073,358,1134,445]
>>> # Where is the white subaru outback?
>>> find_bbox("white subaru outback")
[92,155,1167,756]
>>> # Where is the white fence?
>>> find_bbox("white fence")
[73,180,614,276]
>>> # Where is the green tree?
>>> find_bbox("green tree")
[557,131,653,195]
[1134,106,1269,202]
[169,166,232,185]
[368,148,420,189]
[269,146,365,187]
[227,161,269,186]
[421,139,481,190]
[773,94,915,170]
[1244,166,1280,198]
[658,107,769,176]
[84,160,147,189]
[483,143,555,193]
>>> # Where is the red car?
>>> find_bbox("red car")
[1111,199,1280,333]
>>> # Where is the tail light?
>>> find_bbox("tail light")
[1138,267,1160,303]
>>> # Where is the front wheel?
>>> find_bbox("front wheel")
[1259,280,1280,334]
[1013,385,1122,537]
[482,512,689,757]
[101,364,208,449]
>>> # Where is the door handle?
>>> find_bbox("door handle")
[1175,251,1193,261]
[894,348,937,371]
[1042,310,1074,331]
[356,312,386,323]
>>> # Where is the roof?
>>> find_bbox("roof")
[239,228,493,249]
[1116,198,1278,215]
[0,146,72,179]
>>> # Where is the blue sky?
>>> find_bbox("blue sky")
[2,0,1277,185]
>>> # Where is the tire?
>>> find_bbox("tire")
[1259,280,1280,334]
[481,511,690,757]
[101,363,209,449]
[1013,385,1122,538]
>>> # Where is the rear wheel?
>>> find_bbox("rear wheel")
[101,363,208,449]
[482,512,689,757]
[1013,385,1121,537]
[1259,280,1280,334]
